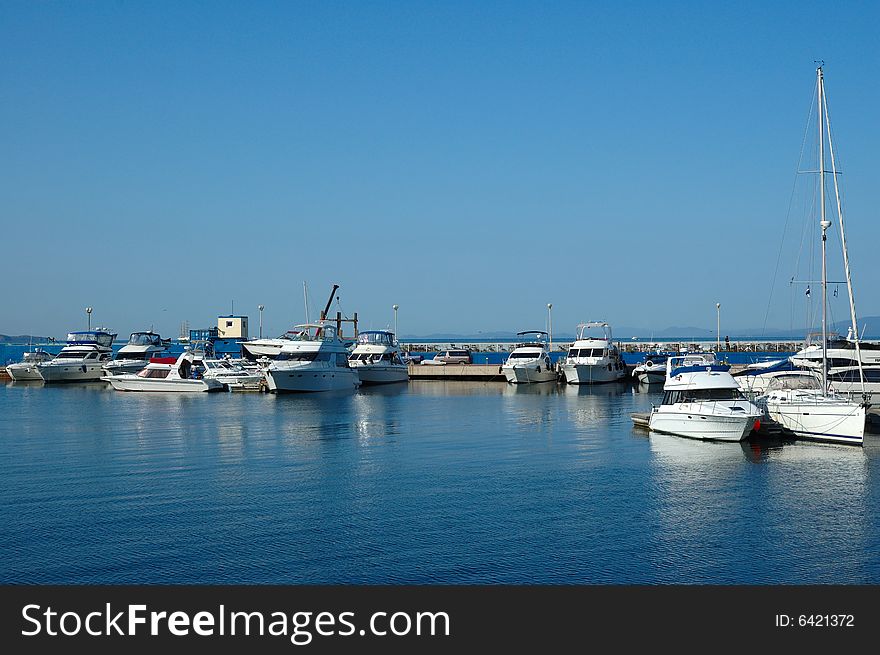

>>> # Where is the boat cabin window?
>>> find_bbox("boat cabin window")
[335,353,349,367]
[509,352,539,359]
[662,388,744,404]
[137,368,171,379]
[358,332,394,346]
[830,368,880,383]
[129,333,162,346]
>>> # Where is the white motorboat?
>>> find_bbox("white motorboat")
[5,348,55,381]
[102,330,171,376]
[37,329,116,382]
[753,67,868,446]
[647,354,763,442]
[790,329,880,370]
[103,351,223,392]
[265,323,361,393]
[562,322,627,385]
[631,353,670,385]
[348,331,409,385]
[202,356,264,390]
[501,331,556,384]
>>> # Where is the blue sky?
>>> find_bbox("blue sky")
[2,1,880,338]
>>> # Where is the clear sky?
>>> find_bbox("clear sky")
[3,1,880,338]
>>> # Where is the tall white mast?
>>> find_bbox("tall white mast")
[303,281,310,324]
[821,77,867,398]
[818,66,830,395]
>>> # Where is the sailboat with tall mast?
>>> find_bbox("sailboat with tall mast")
[756,65,867,445]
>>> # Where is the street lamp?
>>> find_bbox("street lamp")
[547,303,553,351]
[86,307,92,330]
[716,302,721,352]
[258,304,265,339]
[392,304,399,342]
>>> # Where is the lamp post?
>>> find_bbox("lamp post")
[716,302,721,352]
[392,304,399,342]
[547,303,553,351]
[258,304,264,339]
[86,307,92,330]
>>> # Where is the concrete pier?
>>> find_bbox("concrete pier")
[407,363,507,381]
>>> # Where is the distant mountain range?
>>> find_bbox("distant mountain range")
[400,316,880,340]
[5,316,880,343]
[0,334,55,344]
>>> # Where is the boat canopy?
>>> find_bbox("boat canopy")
[357,331,395,345]
[66,330,115,347]
[766,373,822,392]
[128,332,164,346]
[291,323,340,342]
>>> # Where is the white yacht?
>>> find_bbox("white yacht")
[501,331,556,384]
[790,329,880,370]
[37,329,116,382]
[103,351,223,392]
[756,374,865,445]
[562,322,627,385]
[5,349,55,381]
[265,323,361,393]
[631,353,670,385]
[102,330,171,376]
[647,354,763,442]
[348,331,409,385]
[202,356,264,390]
[752,67,869,446]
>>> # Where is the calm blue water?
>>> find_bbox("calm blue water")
[2,380,879,584]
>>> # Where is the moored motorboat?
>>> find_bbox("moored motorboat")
[5,349,55,381]
[265,323,361,393]
[103,351,223,392]
[562,322,627,385]
[102,330,171,376]
[37,329,116,382]
[647,354,762,442]
[348,331,408,385]
[632,352,670,385]
[501,331,556,384]
[202,356,264,390]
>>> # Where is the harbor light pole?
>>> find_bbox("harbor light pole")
[393,304,399,341]
[716,302,721,352]
[86,306,92,330]
[258,304,264,339]
[547,303,553,351]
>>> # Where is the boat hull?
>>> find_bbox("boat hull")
[502,364,558,384]
[649,409,757,442]
[37,362,106,382]
[635,370,666,385]
[762,401,865,445]
[6,363,45,381]
[104,376,223,392]
[266,367,361,393]
[563,363,626,385]
[354,365,409,385]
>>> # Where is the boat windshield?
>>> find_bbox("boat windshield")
[358,332,394,345]
[663,388,745,403]
[291,325,339,342]
[509,352,541,359]
[128,332,162,346]
[576,323,611,341]
[67,331,115,347]
[767,374,821,391]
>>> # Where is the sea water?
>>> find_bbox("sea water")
[1,380,878,584]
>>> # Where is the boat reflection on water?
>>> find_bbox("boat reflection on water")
[407,380,507,397]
